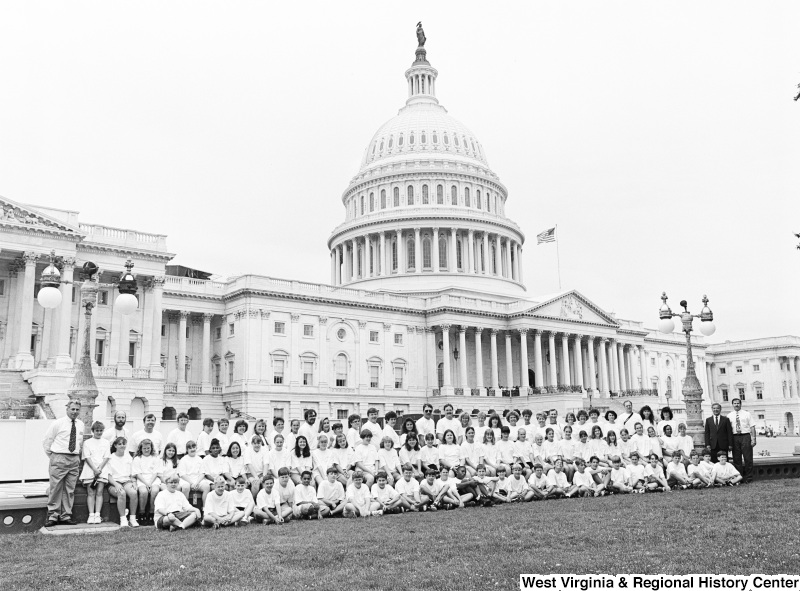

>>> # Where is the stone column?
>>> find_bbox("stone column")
[504,238,512,279]
[467,230,475,274]
[617,341,626,391]
[458,327,468,389]
[474,327,484,391]
[493,235,502,277]
[149,277,164,375]
[548,332,558,386]
[201,313,212,387]
[533,330,543,388]
[598,338,608,395]
[560,333,571,387]
[574,336,584,391]
[177,311,188,384]
[414,228,422,273]
[639,346,648,390]
[51,258,76,369]
[449,228,457,272]
[628,346,637,389]
[432,227,440,273]
[351,239,358,280]
[330,250,336,284]
[519,328,529,389]
[587,336,597,393]
[789,357,798,398]
[489,329,499,390]
[13,252,38,369]
[395,231,403,275]
[441,324,452,388]
[2,262,21,364]
[482,233,489,275]
[517,244,524,285]
[608,340,619,392]
[511,241,520,281]
[379,233,386,277]
[116,305,130,366]
[426,327,437,389]
[504,331,513,388]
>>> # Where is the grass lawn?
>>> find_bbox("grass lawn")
[2,480,799,591]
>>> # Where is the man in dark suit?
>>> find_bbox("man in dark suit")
[705,402,733,462]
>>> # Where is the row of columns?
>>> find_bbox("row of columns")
[408,72,435,97]
[429,325,651,396]
[330,228,523,286]
[170,310,214,386]
[786,356,800,398]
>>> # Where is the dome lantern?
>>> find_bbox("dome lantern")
[405,22,439,106]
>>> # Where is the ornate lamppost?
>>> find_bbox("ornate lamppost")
[657,293,716,451]
[38,254,138,437]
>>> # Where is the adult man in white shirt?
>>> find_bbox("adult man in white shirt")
[102,411,130,444]
[727,398,756,483]
[128,413,163,456]
[618,400,642,432]
[415,404,436,444]
[298,410,319,451]
[435,404,461,443]
[42,399,84,527]
[166,412,194,457]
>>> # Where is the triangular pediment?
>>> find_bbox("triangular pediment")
[521,290,619,327]
[0,194,83,235]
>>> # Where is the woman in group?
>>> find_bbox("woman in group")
[657,407,677,438]
[460,426,485,477]
[291,436,313,485]
[439,429,462,475]
[605,430,620,467]
[456,413,472,444]
[399,417,418,449]
[252,419,270,448]
[225,442,248,488]
[481,429,500,476]
[572,410,590,440]
[317,417,335,445]
[268,434,292,480]
[333,432,356,486]
[473,412,489,443]
[346,414,363,448]
[269,417,288,449]
[629,423,651,463]
[564,412,577,435]
[107,437,139,527]
[660,424,680,466]
[487,414,503,443]
[639,405,656,433]
[588,425,609,467]
[229,420,250,451]
[604,410,619,434]
[398,432,423,480]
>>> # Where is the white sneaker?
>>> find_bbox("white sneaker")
[129,515,140,527]
[86,515,94,525]
[371,510,383,516]
[94,513,102,524]
[120,517,129,527]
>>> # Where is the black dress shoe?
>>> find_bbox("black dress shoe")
[58,518,78,526]
[45,520,59,528]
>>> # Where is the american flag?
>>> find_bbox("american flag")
[536,227,556,244]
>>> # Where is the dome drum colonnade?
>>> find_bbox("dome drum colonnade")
[426,324,652,398]
[327,37,525,294]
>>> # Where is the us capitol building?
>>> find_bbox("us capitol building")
[1,36,799,432]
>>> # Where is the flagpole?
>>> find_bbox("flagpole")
[555,224,562,290]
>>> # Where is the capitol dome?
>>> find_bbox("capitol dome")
[327,38,527,297]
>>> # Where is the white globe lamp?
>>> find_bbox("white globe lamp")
[699,321,716,337]
[37,285,62,309]
[658,317,675,334]
[115,292,138,316]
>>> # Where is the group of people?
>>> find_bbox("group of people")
[41,397,757,529]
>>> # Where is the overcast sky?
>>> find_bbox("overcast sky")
[1,1,799,343]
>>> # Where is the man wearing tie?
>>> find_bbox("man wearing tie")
[727,398,757,483]
[42,399,84,527]
[704,403,732,463]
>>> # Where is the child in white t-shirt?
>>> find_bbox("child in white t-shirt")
[178,441,210,505]
[371,471,403,514]
[472,464,499,505]
[492,466,513,503]
[377,437,402,485]
[570,458,596,498]
[294,470,326,519]
[254,474,288,524]
[435,468,465,508]
[644,453,670,492]
[505,463,530,502]
[80,421,111,524]
[311,434,335,487]
[196,418,215,457]
[394,464,422,512]
[608,456,633,494]
[687,450,713,488]
[526,464,552,501]
[420,468,459,510]
[317,467,345,517]
[107,436,138,527]
[154,474,200,531]
[587,456,610,495]
[711,451,742,485]
[625,452,646,493]
[246,436,268,498]
[344,471,377,517]
[665,452,691,489]
[420,433,441,472]
[202,476,243,528]
[354,431,380,487]
[229,476,256,523]
[545,459,569,498]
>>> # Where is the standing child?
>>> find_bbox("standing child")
[224,442,247,489]
[460,427,486,477]
[215,419,230,455]
[316,467,346,517]
[158,443,184,495]
[195,418,215,457]
[420,433,441,473]
[202,476,243,528]
[381,412,401,449]
[343,471,377,517]
[290,436,313,485]
[268,435,292,481]
[80,421,111,524]
[229,476,255,524]
[246,435,268,498]
[202,439,228,490]
[398,433,423,480]
[178,441,209,505]
[229,419,250,452]
[131,439,161,524]
[154,474,200,531]
[107,437,138,527]
[333,433,356,486]
[311,434,335,486]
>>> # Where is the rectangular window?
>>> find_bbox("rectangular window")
[394,367,403,389]
[0,279,5,296]
[128,342,136,367]
[214,363,221,387]
[98,290,108,305]
[337,409,348,420]
[335,355,347,387]
[738,387,745,401]
[736,366,743,374]
[72,286,77,303]
[719,367,726,375]
[758,414,765,420]
[680,360,685,369]
[273,359,285,385]
[274,322,286,335]
[95,340,104,366]
[370,366,379,388]
[186,326,190,339]
[161,325,166,337]
[273,408,284,419]
[215,326,222,340]
[228,323,235,337]
[722,388,729,402]
[394,333,403,345]
[756,388,763,400]
[303,324,314,337]
[227,361,234,386]
[370,331,379,343]
[303,361,314,386]
[753,364,760,372]
[650,358,655,366]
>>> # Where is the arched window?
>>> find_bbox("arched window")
[371,142,377,155]
[456,239,463,269]
[444,133,449,145]
[491,245,497,273]
[335,354,348,387]
[407,186,414,206]
[464,187,470,207]
[379,140,384,152]
[476,190,482,209]
[437,185,443,204]
[393,187,400,207]
[451,186,458,205]
[438,236,447,269]
[437,362,444,388]
[406,239,415,271]
[399,134,404,146]
[380,189,386,209]
[471,140,476,153]
[357,246,363,277]
[487,193,491,212]
[388,137,393,149]
[422,184,429,204]
[421,132,427,143]
[454,135,460,147]
[369,192,375,212]
[433,132,438,144]
[392,240,398,271]
[666,376,673,397]
[422,237,431,268]
[360,196,365,215]
[409,133,415,145]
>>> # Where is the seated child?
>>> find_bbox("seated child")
[644,453,670,492]
[545,459,569,498]
[371,471,404,514]
[294,470,326,519]
[436,468,467,508]
[177,441,209,505]
[202,476,245,528]
[420,434,441,472]
[525,464,552,501]
[608,456,633,494]
[687,450,713,488]
[394,464,422,512]
[505,463,530,502]
[626,452,646,493]
[316,467,346,517]
[570,458,597,497]
[665,452,691,489]
[154,473,200,531]
[587,456,610,494]
[254,474,290,524]
[711,451,742,486]
[420,467,460,510]
[344,471,378,517]
[275,467,296,518]
[229,476,256,523]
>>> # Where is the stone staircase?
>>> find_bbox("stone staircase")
[0,370,38,419]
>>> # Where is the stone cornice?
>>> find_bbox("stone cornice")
[0,220,84,242]
[77,243,175,263]
[644,335,708,350]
